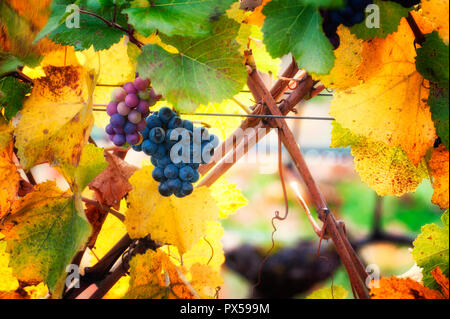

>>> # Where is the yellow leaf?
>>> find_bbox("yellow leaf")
[249,25,281,76]
[78,37,136,128]
[313,25,363,90]
[0,141,19,219]
[429,145,449,209]
[126,166,220,254]
[330,19,436,166]
[331,122,427,196]
[125,249,195,299]
[246,0,272,27]
[209,177,248,219]
[190,263,223,298]
[307,285,348,299]
[15,65,94,170]
[0,117,14,149]
[421,0,449,44]
[0,240,19,292]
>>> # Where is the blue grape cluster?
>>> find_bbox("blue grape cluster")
[133,107,219,198]
[105,76,161,147]
[321,0,373,49]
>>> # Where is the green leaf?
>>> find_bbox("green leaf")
[60,144,108,193]
[307,285,348,299]
[412,210,449,290]
[0,77,32,120]
[428,85,449,149]
[302,0,344,8]
[123,0,234,38]
[350,0,410,40]
[37,0,129,51]
[416,32,449,88]
[137,17,247,112]
[0,52,22,77]
[1,182,91,296]
[261,0,335,74]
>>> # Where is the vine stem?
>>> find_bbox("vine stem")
[247,66,369,299]
[79,9,144,48]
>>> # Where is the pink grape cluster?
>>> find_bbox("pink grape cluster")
[105,77,160,146]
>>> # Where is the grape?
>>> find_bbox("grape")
[181,182,194,196]
[152,167,166,182]
[114,127,124,135]
[158,107,175,123]
[125,94,139,108]
[191,170,200,183]
[113,134,126,146]
[136,100,150,114]
[183,120,194,132]
[164,164,179,179]
[146,115,163,129]
[142,127,150,140]
[105,124,115,135]
[124,122,137,134]
[138,90,150,101]
[149,127,166,144]
[128,110,142,124]
[136,119,147,132]
[108,134,115,141]
[132,144,142,152]
[124,82,138,94]
[179,166,194,182]
[154,144,167,159]
[142,140,158,156]
[157,156,171,168]
[159,182,173,197]
[111,88,126,102]
[106,101,118,116]
[167,178,182,193]
[168,116,183,129]
[126,133,140,145]
[117,102,131,116]
[111,114,126,128]
[134,77,150,91]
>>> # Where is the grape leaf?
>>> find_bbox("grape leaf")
[245,0,271,26]
[261,0,335,74]
[0,142,20,220]
[350,0,410,40]
[15,65,95,171]
[124,0,234,38]
[416,31,449,87]
[307,285,348,299]
[313,26,362,90]
[331,122,427,196]
[370,277,444,299]
[0,241,20,293]
[89,152,138,210]
[429,145,449,210]
[421,0,449,44]
[0,52,22,76]
[304,0,344,7]
[432,266,449,298]
[0,181,91,296]
[137,17,247,112]
[330,19,436,166]
[0,117,14,149]
[0,77,32,120]
[209,177,248,219]
[428,86,449,149]
[37,0,129,51]
[412,210,449,290]
[125,166,219,254]
[60,143,108,193]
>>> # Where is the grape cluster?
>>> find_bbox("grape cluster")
[105,76,161,147]
[133,107,219,198]
[321,0,373,49]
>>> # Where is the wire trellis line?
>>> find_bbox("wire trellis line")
[92,107,335,121]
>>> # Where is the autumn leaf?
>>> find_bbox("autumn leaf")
[0,141,19,219]
[421,0,449,44]
[313,25,363,90]
[429,145,449,210]
[370,277,444,299]
[0,181,91,297]
[209,177,248,219]
[245,0,272,27]
[89,152,138,210]
[412,210,449,290]
[0,117,13,149]
[331,122,427,196]
[432,266,449,298]
[124,249,196,299]
[0,240,19,292]
[330,19,436,166]
[125,166,219,255]
[15,65,95,171]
